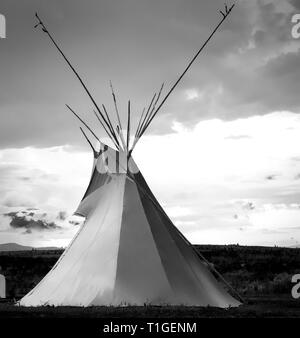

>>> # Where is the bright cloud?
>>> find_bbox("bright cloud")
[134,110,300,246]
[0,111,300,247]
[0,146,89,247]
[185,88,201,101]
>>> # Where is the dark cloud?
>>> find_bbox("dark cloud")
[19,176,31,181]
[68,220,81,226]
[264,51,300,78]
[23,229,32,235]
[258,51,300,111]
[3,211,60,231]
[57,211,68,221]
[253,29,266,46]
[266,174,277,180]
[290,0,300,10]
[242,202,256,211]
[255,1,293,44]
[0,0,300,148]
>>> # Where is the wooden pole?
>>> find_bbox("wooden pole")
[130,83,164,154]
[138,3,235,139]
[138,82,164,139]
[66,104,100,144]
[129,92,157,154]
[93,110,119,149]
[100,104,120,148]
[79,127,97,157]
[127,100,131,152]
[134,107,145,140]
[109,81,127,150]
[136,93,156,139]
[34,13,115,144]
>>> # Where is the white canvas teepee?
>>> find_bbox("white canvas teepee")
[20,146,240,307]
[20,5,240,307]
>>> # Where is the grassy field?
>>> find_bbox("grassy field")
[0,295,299,318]
[0,245,299,318]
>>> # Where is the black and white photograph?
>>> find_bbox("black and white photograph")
[0,0,299,334]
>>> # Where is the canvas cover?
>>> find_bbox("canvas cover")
[20,145,240,307]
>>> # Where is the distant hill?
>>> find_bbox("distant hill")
[0,243,60,252]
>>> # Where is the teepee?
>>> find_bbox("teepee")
[20,4,241,307]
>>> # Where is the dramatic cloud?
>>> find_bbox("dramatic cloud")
[4,210,60,232]
[57,211,68,221]
[0,116,299,247]
[0,1,300,247]
[134,111,300,246]
[0,146,87,246]
[0,205,83,247]
[0,0,300,148]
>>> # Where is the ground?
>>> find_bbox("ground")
[0,245,299,318]
[0,295,299,318]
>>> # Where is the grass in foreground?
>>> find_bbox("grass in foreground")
[0,295,299,318]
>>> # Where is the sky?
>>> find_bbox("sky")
[0,0,300,247]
